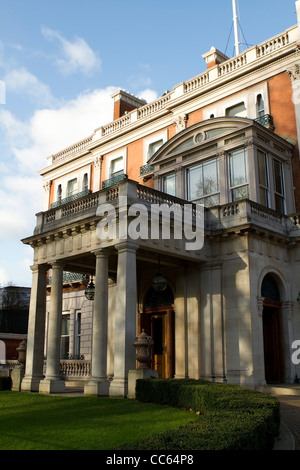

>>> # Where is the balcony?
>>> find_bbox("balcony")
[32,179,300,243]
[140,164,155,181]
[254,114,274,129]
[50,189,91,209]
[102,172,127,189]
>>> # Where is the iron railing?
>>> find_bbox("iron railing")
[50,189,91,209]
[102,172,127,189]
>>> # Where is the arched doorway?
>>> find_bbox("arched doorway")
[261,274,284,384]
[139,285,175,378]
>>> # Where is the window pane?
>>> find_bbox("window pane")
[164,173,176,196]
[226,102,246,117]
[258,151,267,186]
[61,337,69,359]
[203,159,219,195]
[61,314,70,335]
[187,158,219,205]
[67,178,78,196]
[232,185,249,201]
[188,165,202,200]
[273,160,284,195]
[230,149,247,187]
[111,157,124,176]
[149,139,163,159]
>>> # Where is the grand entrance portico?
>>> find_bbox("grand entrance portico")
[22,180,205,396]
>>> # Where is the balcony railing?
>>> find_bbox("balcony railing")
[50,189,91,209]
[102,172,127,189]
[47,272,86,285]
[140,164,155,176]
[254,114,274,128]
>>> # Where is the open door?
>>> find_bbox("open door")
[140,285,175,378]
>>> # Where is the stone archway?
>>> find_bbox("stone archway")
[139,285,175,378]
[261,274,285,384]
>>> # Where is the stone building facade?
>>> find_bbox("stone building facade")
[21,2,300,396]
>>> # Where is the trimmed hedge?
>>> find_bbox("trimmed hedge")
[121,379,280,450]
[0,376,11,391]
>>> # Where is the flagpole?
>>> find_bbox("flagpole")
[232,0,240,56]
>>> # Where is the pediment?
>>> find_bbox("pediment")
[148,117,253,165]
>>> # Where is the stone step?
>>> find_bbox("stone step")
[257,384,300,396]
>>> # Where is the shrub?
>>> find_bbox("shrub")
[0,376,12,391]
[121,379,280,450]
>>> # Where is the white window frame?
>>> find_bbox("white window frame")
[105,148,127,180]
[143,130,168,164]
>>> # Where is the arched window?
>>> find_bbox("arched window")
[82,173,89,192]
[256,94,265,118]
[261,274,280,302]
[57,184,62,203]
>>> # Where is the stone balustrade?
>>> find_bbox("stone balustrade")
[34,179,300,240]
[46,25,298,166]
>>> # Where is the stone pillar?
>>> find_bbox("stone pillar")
[21,264,47,392]
[287,65,300,157]
[109,241,139,397]
[84,250,109,396]
[174,267,187,378]
[39,262,65,394]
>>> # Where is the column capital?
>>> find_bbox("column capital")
[92,248,110,258]
[30,264,48,273]
[115,241,139,253]
[50,261,65,269]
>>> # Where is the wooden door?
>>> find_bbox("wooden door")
[140,309,174,378]
[263,305,284,384]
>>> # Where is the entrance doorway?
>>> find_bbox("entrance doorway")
[140,285,175,378]
[261,274,284,384]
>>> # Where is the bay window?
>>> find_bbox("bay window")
[163,172,176,196]
[229,148,248,201]
[273,159,285,214]
[257,150,269,207]
[186,158,219,206]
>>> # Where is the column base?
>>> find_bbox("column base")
[11,368,25,392]
[128,368,158,399]
[84,379,110,396]
[39,378,65,394]
[21,375,44,392]
[109,377,129,398]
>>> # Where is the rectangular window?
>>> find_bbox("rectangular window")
[61,313,70,359]
[229,148,248,201]
[110,157,124,177]
[74,311,81,358]
[148,139,163,160]
[273,159,285,213]
[257,150,269,207]
[67,178,78,197]
[163,173,176,196]
[187,158,219,206]
[226,102,247,117]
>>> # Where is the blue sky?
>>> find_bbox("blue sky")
[0,0,297,287]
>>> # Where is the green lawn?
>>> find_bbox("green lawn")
[0,391,197,450]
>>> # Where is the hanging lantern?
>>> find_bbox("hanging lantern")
[152,255,167,291]
[85,275,95,300]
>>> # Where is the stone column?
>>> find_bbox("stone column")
[109,241,139,397]
[84,249,110,396]
[39,262,65,394]
[21,264,47,392]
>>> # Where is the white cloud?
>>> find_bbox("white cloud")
[4,67,56,106]
[41,26,101,76]
[138,88,158,103]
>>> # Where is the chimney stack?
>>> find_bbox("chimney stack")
[111,89,147,120]
[202,47,229,70]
